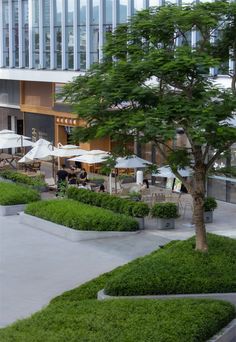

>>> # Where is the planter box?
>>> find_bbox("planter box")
[156,218,175,229]
[135,217,145,230]
[0,204,26,216]
[204,211,213,223]
[20,213,139,242]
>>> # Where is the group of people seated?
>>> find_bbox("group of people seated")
[56,164,105,195]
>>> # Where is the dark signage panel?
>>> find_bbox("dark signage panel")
[24,113,55,144]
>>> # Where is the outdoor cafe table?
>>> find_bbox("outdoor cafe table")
[0,153,19,169]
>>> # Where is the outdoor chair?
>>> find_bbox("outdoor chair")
[45,177,57,191]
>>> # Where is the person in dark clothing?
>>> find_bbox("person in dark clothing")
[79,168,87,182]
[68,173,77,185]
[56,165,68,196]
[99,183,105,192]
[143,179,149,189]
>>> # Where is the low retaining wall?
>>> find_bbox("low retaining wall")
[97,289,236,342]
[20,213,139,242]
[97,289,236,306]
[0,204,26,216]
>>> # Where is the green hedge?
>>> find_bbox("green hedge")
[104,233,236,296]
[67,187,150,218]
[25,199,139,231]
[151,202,179,219]
[0,182,40,205]
[0,170,46,188]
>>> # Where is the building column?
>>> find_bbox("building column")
[99,0,104,61]
[112,0,119,31]
[62,0,67,70]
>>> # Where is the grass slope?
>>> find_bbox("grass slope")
[105,234,236,296]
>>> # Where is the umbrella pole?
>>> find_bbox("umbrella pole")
[109,173,112,194]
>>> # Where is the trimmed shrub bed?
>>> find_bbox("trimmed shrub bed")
[0,182,40,205]
[0,260,235,342]
[0,298,234,342]
[0,170,46,189]
[25,199,139,231]
[104,234,236,296]
[67,187,150,218]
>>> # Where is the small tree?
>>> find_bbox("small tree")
[62,2,236,252]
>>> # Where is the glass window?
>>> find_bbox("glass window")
[13,0,19,67]
[134,0,145,13]
[55,0,62,68]
[3,0,9,67]
[149,0,159,6]
[79,0,86,70]
[22,0,29,67]
[66,0,74,69]
[32,0,40,68]
[91,0,99,64]
[119,0,128,23]
[43,0,50,68]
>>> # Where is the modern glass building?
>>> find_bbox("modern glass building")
[0,0,232,157]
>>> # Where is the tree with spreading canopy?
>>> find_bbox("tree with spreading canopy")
[61,2,236,252]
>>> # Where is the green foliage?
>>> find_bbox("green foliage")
[0,170,46,189]
[0,235,235,341]
[0,298,234,342]
[204,197,217,212]
[67,187,150,218]
[0,182,40,205]
[104,234,236,296]
[151,202,179,219]
[25,199,139,232]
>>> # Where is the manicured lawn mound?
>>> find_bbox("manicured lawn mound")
[0,182,40,205]
[104,234,236,296]
[25,199,139,231]
[0,299,234,342]
[0,170,46,188]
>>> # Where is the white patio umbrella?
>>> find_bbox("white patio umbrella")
[0,137,33,149]
[18,139,57,163]
[115,155,152,168]
[51,145,88,158]
[69,153,109,164]
[152,166,192,178]
[0,129,31,140]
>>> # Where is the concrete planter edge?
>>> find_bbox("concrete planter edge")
[156,218,175,229]
[19,212,139,242]
[0,204,26,216]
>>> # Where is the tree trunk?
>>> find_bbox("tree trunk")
[191,169,208,252]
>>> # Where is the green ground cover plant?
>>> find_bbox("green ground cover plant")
[0,182,40,205]
[67,187,150,218]
[25,199,139,231]
[0,170,46,188]
[104,234,236,296]
[0,298,233,342]
[0,236,235,341]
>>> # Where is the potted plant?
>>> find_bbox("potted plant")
[131,202,150,229]
[151,202,179,229]
[204,197,217,223]
[128,191,141,202]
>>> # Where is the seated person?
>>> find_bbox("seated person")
[68,173,77,185]
[79,168,88,182]
[78,181,91,190]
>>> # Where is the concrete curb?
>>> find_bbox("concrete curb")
[97,289,236,305]
[20,213,139,242]
[0,204,26,216]
[97,290,236,342]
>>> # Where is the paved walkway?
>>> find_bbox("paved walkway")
[0,199,236,328]
[0,214,169,328]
